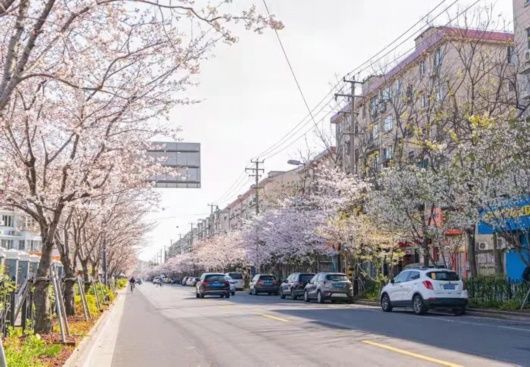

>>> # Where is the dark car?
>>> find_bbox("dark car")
[249,274,279,295]
[304,272,353,304]
[196,273,231,298]
[279,273,315,300]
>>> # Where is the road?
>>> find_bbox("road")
[89,283,530,367]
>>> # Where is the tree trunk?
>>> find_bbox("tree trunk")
[466,228,478,278]
[80,260,91,293]
[59,252,76,316]
[34,242,53,334]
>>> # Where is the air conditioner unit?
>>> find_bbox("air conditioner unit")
[477,241,493,251]
[524,50,530,63]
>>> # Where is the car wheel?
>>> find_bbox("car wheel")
[226,292,230,299]
[381,293,392,312]
[453,307,466,316]
[196,292,200,299]
[347,297,354,304]
[280,289,286,299]
[231,291,235,296]
[304,291,310,303]
[200,293,205,299]
[413,294,427,315]
[317,291,324,304]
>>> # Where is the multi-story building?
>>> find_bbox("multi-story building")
[167,148,336,257]
[332,26,514,176]
[513,0,530,116]
[0,207,42,283]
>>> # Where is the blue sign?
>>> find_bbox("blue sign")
[478,196,530,235]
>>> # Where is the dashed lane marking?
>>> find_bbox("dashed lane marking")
[361,340,464,367]
[257,313,290,322]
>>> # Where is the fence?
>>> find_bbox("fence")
[465,277,530,308]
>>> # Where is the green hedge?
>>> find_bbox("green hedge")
[465,276,530,310]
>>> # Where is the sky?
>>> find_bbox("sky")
[140,0,514,262]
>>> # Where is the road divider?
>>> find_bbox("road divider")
[361,340,463,367]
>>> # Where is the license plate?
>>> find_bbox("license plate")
[263,281,272,285]
[333,283,345,288]
[333,293,347,298]
[212,282,222,287]
[443,284,455,290]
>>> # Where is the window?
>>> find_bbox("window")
[383,146,393,160]
[507,46,515,64]
[433,47,443,70]
[372,124,379,140]
[421,94,428,108]
[299,274,314,282]
[0,215,13,227]
[427,271,459,281]
[383,115,393,132]
[393,271,409,284]
[1,239,13,249]
[419,59,426,78]
[407,271,420,281]
[382,87,391,101]
[369,96,378,118]
[406,84,414,102]
[325,274,348,281]
[18,240,25,251]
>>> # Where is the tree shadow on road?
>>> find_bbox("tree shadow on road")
[271,306,530,366]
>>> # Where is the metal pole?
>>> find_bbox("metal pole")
[102,239,108,287]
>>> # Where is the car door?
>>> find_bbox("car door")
[401,270,420,304]
[389,271,410,303]
[306,274,318,298]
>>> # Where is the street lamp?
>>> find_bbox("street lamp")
[287,159,303,166]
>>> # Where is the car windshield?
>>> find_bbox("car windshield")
[259,275,275,281]
[228,273,243,279]
[205,275,225,281]
[427,271,459,281]
[300,274,315,282]
[326,274,348,281]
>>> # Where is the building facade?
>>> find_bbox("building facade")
[513,0,530,117]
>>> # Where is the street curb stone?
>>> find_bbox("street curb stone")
[63,289,125,367]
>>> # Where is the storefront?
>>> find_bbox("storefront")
[478,196,530,281]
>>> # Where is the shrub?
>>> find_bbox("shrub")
[4,328,62,367]
[116,278,128,289]
[466,276,530,310]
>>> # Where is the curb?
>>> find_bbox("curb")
[355,298,530,320]
[63,290,125,367]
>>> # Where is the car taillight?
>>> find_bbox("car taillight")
[422,280,433,290]
[202,281,208,286]
[257,280,263,285]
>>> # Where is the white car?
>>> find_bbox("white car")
[380,268,468,315]
[225,272,244,290]
[225,276,236,296]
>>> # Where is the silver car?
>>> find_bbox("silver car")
[304,272,354,303]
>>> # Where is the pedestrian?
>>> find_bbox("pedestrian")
[129,276,136,293]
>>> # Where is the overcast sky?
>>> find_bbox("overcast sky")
[140,0,514,262]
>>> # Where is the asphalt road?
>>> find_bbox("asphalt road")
[103,283,530,367]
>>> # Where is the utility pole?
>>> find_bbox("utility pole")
[335,77,363,174]
[246,159,264,215]
[102,236,108,286]
[207,203,217,237]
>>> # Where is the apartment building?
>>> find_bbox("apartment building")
[167,149,335,257]
[513,0,530,116]
[332,26,514,176]
[0,207,42,283]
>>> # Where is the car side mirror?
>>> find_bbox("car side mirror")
[390,278,395,284]
[283,279,287,283]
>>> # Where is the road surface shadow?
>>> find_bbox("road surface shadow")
[273,307,530,366]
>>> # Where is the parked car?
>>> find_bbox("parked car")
[380,268,468,315]
[279,273,315,300]
[196,273,231,298]
[181,276,189,286]
[225,275,236,296]
[187,277,199,287]
[225,272,244,290]
[249,274,279,295]
[304,272,353,303]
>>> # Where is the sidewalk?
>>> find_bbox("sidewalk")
[64,290,127,367]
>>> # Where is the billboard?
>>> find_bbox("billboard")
[148,142,201,188]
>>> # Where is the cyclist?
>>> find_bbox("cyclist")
[129,276,136,293]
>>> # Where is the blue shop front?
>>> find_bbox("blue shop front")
[478,196,530,281]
